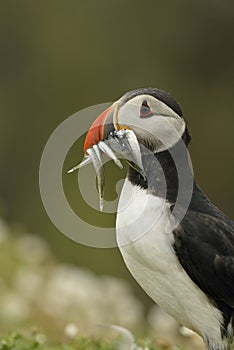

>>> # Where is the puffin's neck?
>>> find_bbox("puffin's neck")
[127,138,194,204]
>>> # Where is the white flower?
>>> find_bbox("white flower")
[64,323,79,338]
[14,267,44,299]
[14,234,50,263]
[35,334,47,344]
[1,292,30,322]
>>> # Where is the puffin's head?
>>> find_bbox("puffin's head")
[69,88,191,210]
[84,87,190,155]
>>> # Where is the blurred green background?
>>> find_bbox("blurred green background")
[1,0,234,307]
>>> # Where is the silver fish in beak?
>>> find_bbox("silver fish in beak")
[68,104,145,211]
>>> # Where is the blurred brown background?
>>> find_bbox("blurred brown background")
[1,0,234,307]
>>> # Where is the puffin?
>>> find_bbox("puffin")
[70,88,234,350]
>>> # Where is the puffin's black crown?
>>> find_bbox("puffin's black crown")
[120,87,183,118]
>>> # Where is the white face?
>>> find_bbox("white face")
[114,94,186,153]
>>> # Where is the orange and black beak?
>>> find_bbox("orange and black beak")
[83,102,130,154]
[83,104,116,154]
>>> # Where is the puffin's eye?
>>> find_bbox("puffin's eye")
[140,100,154,118]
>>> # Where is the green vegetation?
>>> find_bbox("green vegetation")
[0,333,178,350]
[0,334,111,350]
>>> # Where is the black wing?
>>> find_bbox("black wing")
[173,210,234,310]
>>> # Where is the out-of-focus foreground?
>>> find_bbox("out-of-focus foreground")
[0,219,204,349]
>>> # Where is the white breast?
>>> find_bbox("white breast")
[116,178,227,350]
